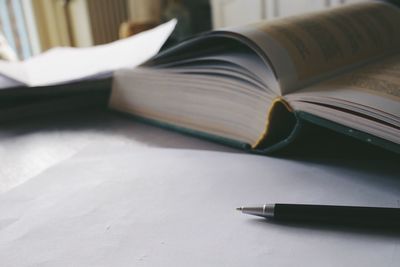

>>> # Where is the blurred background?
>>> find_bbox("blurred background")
[0,0,369,61]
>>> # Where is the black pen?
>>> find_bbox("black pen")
[237,203,400,227]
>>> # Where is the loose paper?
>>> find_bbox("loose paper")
[0,20,176,87]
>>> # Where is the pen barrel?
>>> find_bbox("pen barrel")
[274,204,400,227]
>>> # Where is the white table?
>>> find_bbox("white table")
[0,110,399,267]
[0,110,235,194]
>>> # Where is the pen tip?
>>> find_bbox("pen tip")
[236,207,243,211]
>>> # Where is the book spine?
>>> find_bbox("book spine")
[251,96,300,154]
[297,111,400,154]
[253,97,293,149]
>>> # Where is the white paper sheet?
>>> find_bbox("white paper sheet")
[0,20,176,87]
[0,144,399,267]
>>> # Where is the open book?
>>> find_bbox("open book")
[110,1,400,154]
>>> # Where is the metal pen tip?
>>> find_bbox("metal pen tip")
[236,207,243,211]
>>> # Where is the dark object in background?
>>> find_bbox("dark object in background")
[161,0,211,48]
[387,0,400,7]
[182,0,212,35]
[162,0,192,42]
[119,0,211,49]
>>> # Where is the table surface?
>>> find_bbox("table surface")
[1,110,399,267]
[0,110,236,194]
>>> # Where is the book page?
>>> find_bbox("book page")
[285,54,400,144]
[335,54,400,102]
[233,2,400,94]
[292,53,400,115]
